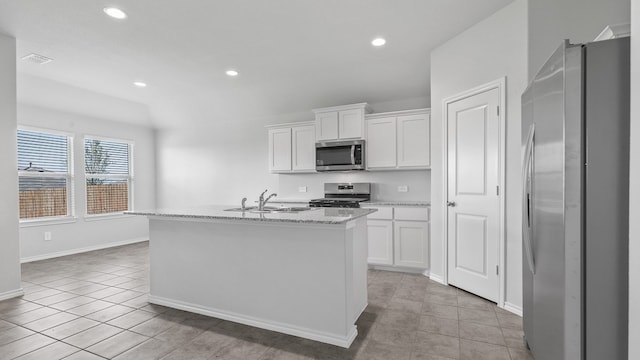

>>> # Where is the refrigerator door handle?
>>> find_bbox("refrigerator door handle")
[522,124,535,274]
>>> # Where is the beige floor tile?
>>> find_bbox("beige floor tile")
[457,308,499,327]
[0,326,35,347]
[13,341,79,360]
[85,330,148,358]
[22,312,78,332]
[85,304,135,322]
[458,321,505,346]
[6,307,60,325]
[113,338,176,360]
[0,333,56,359]
[63,323,122,348]
[418,315,459,337]
[459,339,510,360]
[41,317,100,340]
[413,331,460,359]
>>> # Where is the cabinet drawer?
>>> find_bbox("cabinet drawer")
[394,207,429,221]
[365,206,393,220]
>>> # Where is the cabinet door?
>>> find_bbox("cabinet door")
[366,117,397,169]
[367,220,394,265]
[268,128,292,172]
[394,221,429,268]
[292,125,316,172]
[397,113,430,168]
[316,112,339,141]
[338,108,364,139]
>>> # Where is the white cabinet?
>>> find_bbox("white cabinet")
[394,221,429,268]
[267,122,315,173]
[365,117,397,168]
[367,220,393,265]
[268,127,292,172]
[365,109,430,170]
[313,103,370,141]
[363,205,430,270]
[316,112,339,141]
[397,114,430,168]
[292,125,316,172]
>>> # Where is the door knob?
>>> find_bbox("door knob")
[447,201,456,207]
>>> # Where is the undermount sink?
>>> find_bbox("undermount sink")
[224,206,312,213]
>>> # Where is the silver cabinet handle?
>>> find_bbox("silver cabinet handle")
[522,124,535,274]
[447,201,456,207]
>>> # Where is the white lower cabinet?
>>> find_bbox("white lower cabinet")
[394,221,429,268]
[364,206,430,270]
[366,220,393,265]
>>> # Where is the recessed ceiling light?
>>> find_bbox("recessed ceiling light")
[226,70,239,77]
[371,38,386,47]
[133,81,147,87]
[103,7,127,20]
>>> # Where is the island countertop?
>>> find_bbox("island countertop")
[127,205,376,225]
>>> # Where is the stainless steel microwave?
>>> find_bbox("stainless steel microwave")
[315,140,365,171]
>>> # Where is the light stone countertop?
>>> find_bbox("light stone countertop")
[362,201,430,207]
[265,198,431,207]
[127,205,376,225]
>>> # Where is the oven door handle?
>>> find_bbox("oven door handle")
[351,145,355,165]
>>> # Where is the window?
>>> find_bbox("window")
[17,129,73,220]
[84,137,133,215]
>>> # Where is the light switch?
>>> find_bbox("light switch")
[298,186,307,193]
[44,232,52,241]
[397,185,408,193]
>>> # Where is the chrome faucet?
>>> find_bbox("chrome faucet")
[258,189,277,211]
[241,197,248,211]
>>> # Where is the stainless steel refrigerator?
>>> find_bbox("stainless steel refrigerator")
[521,37,629,360]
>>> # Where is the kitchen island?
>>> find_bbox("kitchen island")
[128,206,375,348]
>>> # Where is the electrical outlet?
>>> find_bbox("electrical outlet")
[44,231,52,241]
[298,186,307,193]
[397,185,408,193]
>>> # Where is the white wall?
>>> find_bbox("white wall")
[156,97,430,208]
[0,33,21,298]
[430,0,528,310]
[528,0,630,78]
[629,0,639,356]
[17,100,156,261]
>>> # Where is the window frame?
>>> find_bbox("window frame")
[17,126,75,225]
[83,135,134,218]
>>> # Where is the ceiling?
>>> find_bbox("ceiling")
[0,0,513,128]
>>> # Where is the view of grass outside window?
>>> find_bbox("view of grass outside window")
[17,129,72,220]
[84,138,132,215]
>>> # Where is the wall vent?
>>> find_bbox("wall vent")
[21,53,53,65]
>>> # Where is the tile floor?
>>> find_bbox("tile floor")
[0,242,533,359]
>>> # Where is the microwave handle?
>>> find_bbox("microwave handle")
[351,145,355,165]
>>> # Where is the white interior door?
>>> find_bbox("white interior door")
[446,87,500,302]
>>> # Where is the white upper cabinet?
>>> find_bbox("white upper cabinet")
[291,125,316,172]
[397,113,430,168]
[268,127,292,172]
[313,103,370,141]
[366,117,397,169]
[365,109,430,170]
[267,122,315,173]
[315,112,339,141]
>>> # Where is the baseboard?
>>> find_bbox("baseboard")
[369,264,430,276]
[0,288,25,301]
[20,237,149,263]
[502,302,523,316]
[149,294,358,348]
[429,273,446,285]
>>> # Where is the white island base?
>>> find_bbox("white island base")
[146,215,369,348]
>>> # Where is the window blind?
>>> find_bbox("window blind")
[84,138,131,215]
[17,129,71,219]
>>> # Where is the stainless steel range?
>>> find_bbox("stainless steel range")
[309,183,371,208]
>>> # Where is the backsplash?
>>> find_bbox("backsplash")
[276,170,430,201]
